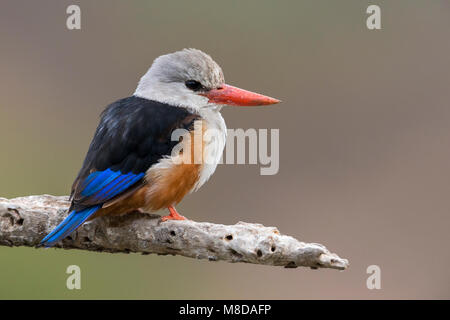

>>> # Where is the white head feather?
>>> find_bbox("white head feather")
[134,48,225,112]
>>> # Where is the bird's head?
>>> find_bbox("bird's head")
[134,48,280,112]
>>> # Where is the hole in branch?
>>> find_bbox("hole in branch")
[284,261,297,269]
[228,248,243,258]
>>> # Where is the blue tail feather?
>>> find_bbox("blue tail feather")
[40,205,101,248]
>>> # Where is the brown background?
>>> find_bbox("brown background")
[0,0,449,299]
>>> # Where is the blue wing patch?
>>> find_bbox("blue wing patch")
[80,168,145,203]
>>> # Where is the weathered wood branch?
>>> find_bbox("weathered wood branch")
[0,195,348,270]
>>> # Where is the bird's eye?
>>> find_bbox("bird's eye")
[185,80,203,91]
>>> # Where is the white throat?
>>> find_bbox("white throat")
[193,107,227,191]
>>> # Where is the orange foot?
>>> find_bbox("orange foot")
[161,205,187,222]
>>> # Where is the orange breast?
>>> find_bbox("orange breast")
[144,119,206,211]
[144,163,201,211]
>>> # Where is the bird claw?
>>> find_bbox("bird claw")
[161,214,186,222]
[161,206,187,221]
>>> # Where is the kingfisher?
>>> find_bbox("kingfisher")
[40,49,280,247]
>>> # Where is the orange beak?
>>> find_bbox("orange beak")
[202,84,280,106]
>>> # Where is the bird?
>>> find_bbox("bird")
[40,48,280,247]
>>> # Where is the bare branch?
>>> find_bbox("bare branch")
[0,195,349,270]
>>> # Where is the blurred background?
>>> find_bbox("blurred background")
[1,0,449,299]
